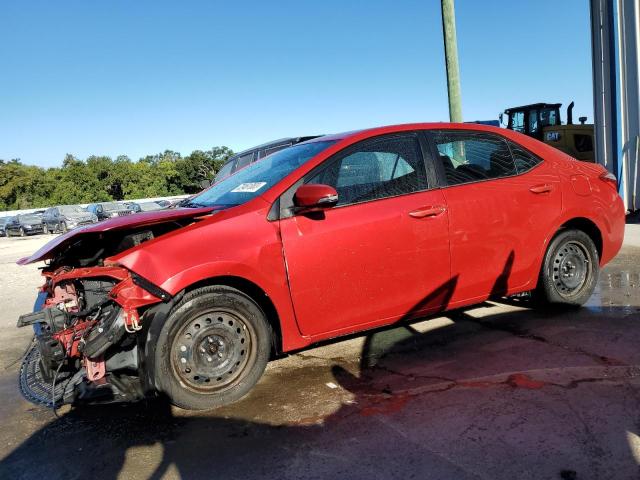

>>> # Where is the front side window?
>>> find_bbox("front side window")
[432,131,517,186]
[309,135,427,206]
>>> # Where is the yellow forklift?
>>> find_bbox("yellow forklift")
[501,102,595,162]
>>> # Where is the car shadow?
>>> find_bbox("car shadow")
[1,254,640,479]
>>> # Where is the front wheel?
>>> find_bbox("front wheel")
[19,227,26,237]
[151,285,272,410]
[536,229,599,306]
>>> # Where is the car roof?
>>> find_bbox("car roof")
[230,136,322,159]
[306,122,515,143]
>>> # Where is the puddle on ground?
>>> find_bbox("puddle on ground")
[587,270,640,311]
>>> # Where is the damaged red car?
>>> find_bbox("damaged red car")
[17,123,625,410]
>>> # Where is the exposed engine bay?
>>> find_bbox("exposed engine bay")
[16,218,201,408]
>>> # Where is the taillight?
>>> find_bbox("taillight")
[599,171,618,189]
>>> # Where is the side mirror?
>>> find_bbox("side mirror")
[293,184,339,211]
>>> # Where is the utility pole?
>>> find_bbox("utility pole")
[441,0,463,123]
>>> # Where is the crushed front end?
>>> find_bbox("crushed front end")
[17,265,167,407]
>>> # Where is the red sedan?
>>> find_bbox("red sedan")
[17,123,625,410]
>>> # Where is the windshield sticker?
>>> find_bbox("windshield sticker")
[230,182,267,193]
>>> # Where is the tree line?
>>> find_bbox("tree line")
[0,147,234,210]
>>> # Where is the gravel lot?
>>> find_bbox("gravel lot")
[0,229,639,480]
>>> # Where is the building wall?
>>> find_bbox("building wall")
[591,0,640,211]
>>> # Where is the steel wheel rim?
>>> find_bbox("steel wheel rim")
[170,309,255,393]
[552,240,590,297]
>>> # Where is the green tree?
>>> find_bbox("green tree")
[0,145,234,210]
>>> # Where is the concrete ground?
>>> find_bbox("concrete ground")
[0,229,639,480]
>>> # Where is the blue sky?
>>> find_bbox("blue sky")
[1,0,593,167]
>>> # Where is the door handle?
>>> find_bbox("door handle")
[529,183,553,194]
[408,205,447,218]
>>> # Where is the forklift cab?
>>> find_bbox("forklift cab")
[504,103,562,140]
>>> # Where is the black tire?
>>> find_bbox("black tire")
[536,229,599,306]
[151,285,272,410]
[60,222,67,233]
[19,227,25,237]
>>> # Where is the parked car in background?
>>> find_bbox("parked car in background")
[5,214,45,236]
[214,136,321,183]
[0,217,11,237]
[15,123,625,411]
[42,205,98,233]
[86,202,132,221]
[128,201,165,213]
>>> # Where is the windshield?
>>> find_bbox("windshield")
[187,140,336,208]
[102,202,122,211]
[19,215,41,223]
[60,205,86,215]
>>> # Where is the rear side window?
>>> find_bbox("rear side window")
[508,141,541,173]
[309,134,427,206]
[432,131,516,186]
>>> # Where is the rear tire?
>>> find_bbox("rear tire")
[536,229,599,307]
[151,285,272,410]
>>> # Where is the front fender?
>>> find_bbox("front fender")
[108,204,310,352]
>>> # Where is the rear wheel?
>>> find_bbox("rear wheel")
[536,229,599,306]
[60,222,67,233]
[152,285,272,410]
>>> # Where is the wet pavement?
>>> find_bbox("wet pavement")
[0,232,639,479]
